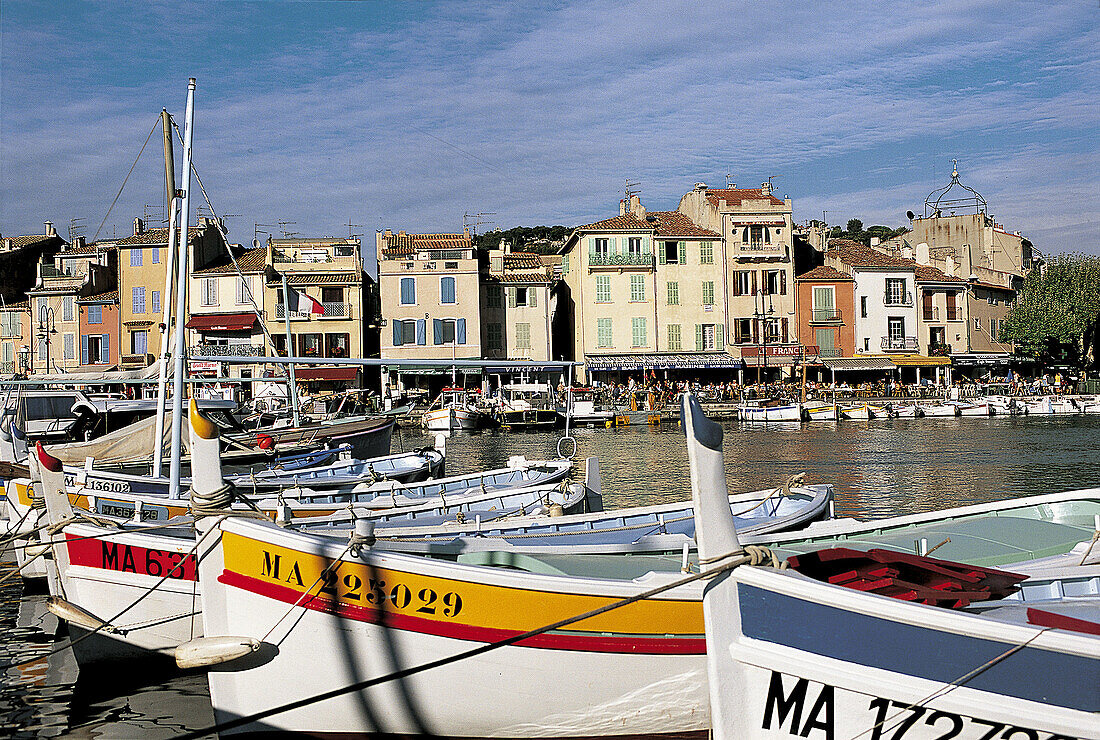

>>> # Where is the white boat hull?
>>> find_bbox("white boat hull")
[741,404,802,422]
[839,404,869,420]
[803,405,838,421]
[920,403,958,417]
[422,407,482,431]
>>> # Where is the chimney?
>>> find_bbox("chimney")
[629,194,645,219]
[916,241,930,264]
[383,229,393,238]
[761,181,772,196]
[72,236,86,251]
[945,255,957,276]
[870,236,880,247]
[44,221,56,237]
[503,240,512,254]
[3,238,11,251]
[902,246,913,260]
[133,217,145,235]
[694,182,707,191]
[619,198,627,216]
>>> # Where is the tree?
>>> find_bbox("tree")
[1000,253,1100,369]
[846,219,864,237]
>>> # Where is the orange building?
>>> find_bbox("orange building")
[794,266,855,359]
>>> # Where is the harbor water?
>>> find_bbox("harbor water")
[3,414,1100,738]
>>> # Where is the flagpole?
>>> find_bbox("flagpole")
[281,272,300,426]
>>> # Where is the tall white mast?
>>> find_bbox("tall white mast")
[153,109,179,478]
[168,78,196,499]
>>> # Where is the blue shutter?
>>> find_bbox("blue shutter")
[102,334,109,363]
[441,278,455,304]
[392,322,402,346]
[152,247,160,264]
[416,319,426,345]
[81,335,89,365]
[433,319,443,345]
[152,290,161,314]
[457,318,467,345]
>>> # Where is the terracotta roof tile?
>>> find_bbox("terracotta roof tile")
[577,214,650,231]
[77,290,118,303]
[827,240,916,270]
[381,232,473,257]
[797,266,854,281]
[1,234,64,249]
[193,247,268,275]
[485,271,551,284]
[704,188,784,208]
[271,272,361,286]
[646,211,720,238]
[115,227,203,246]
[60,242,116,256]
[914,264,965,283]
[1,300,29,310]
[503,252,543,270]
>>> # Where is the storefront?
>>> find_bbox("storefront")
[583,352,742,383]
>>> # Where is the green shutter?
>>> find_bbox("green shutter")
[695,324,704,351]
[678,241,686,264]
[658,244,666,264]
[642,237,651,255]
[508,287,517,308]
[588,238,595,261]
[529,288,537,308]
[716,324,724,351]
[561,254,569,275]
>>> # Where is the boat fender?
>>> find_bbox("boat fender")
[47,596,122,634]
[506,455,526,469]
[257,434,274,450]
[23,543,51,559]
[175,636,261,670]
[548,503,564,517]
[434,433,446,456]
[349,515,375,556]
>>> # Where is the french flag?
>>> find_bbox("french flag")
[287,286,324,315]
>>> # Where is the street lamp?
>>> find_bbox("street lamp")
[753,287,775,384]
[37,303,56,374]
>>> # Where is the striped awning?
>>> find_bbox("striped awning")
[821,357,897,371]
[585,353,741,371]
[890,354,952,367]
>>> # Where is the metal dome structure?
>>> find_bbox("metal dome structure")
[923,160,987,217]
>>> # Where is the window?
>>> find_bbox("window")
[594,238,609,257]
[628,237,642,256]
[88,305,102,325]
[85,335,106,364]
[595,276,611,303]
[445,261,459,270]
[735,318,752,344]
[325,333,349,357]
[763,270,784,295]
[700,324,716,350]
[668,324,681,351]
[487,323,502,350]
[130,249,142,267]
[63,333,75,360]
[132,286,146,314]
[201,278,217,306]
[812,286,836,322]
[321,287,342,305]
[514,287,529,307]
[152,247,160,264]
[990,319,999,341]
[663,241,680,264]
[515,323,531,350]
[400,277,416,305]
[63,296,74,322]
[151,290,161,314]
[335,245,356,257]
[1,312,21,336]
[702,281,715,306]
[38,338,47,362]
[131,330,148,355]
[486,285,502,308]
[667,281,679,305]
[236,276,252,305]
[440,276,456,304]
[399,320,416,345]
[860,296,868,318]
[596,318,612,348]
[434,319,456,345]
[299,333,323,357]
[864,337,870,352]
[885,278,907,305]
[630,275,645,302]
[700,241,713,264]
[974,318,982,331]
[742,225,770,247]
[2,343,12,364]
[946,292,959,320]
[815,327,835,353]
[631,317,646,347]
[888,317,905,345]
[734,270,753,296]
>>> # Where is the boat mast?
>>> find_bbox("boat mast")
[280,272,300,426]
[153,108,179,478]
[168,78,196,499]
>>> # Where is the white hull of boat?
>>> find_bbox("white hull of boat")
[839,404,869,420]
[920,403,958,417]
[422,407,482,431]
[802,405,838,421]
[956,401,991,417]
[890,404,920,418]
[741,404,802,423]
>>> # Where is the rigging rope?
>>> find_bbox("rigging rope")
[91,115,161,243]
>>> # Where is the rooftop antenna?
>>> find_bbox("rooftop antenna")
[463,211,495,236]
[625,179,641,203]
[345,219,363,238]
[144,204,167,224]
[255,223,276,244]
[277,220,298,238]
[67,218,86,243]
[725,173,734,188]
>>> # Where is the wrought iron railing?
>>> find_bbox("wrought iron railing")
[929,343,953,357]
[818,348,843,358]
[810,308,842,323]
[589,252,653,267]
[881,336,918,351]
[739,240,787,253]
[274,302,350,319]
[884,290,913,306]
[0,362,14,374]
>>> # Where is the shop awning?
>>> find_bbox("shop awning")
[821,357,897,371]
[295,366,358,381]
[185,313,258,331]
[585,353,741,371]
[890,354,952,367]
[951,353,1016,367]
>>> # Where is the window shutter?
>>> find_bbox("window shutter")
[695,324,704,351]
[529,289,537,308]
[642,238,651,255]
[780,271,787,295]
[762,274,769,296]
[716,324,724,351]
[457,318,467,345]
[751,271,758,294]
[433,319,443,345]
[588,238,595,261]
[781,318,789,343]
[561,254,569,275]
[392,322,402,346]
[658,246,666,265]
[416,319,426,345]
[752,320,759,344]
[508,287,516,308]
[733,274,741,297]
[81,335,89,365]
[678,241,686,264]
[102,334,110,362]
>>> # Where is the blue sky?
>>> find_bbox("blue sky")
[2,0,1097,266]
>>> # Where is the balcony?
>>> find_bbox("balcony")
[274,302,351,320]
[929,343,953,357]
[810,308,843,324]
[589,252,654,268]
[739,239,788,253]
[818,348,843,358]
[121,353,155,367]
[881,336,919,351]
[884,291,913,306]
[191,344,266,357]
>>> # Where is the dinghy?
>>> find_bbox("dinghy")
[684,393,1100,740]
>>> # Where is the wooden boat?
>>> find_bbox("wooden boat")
[422,388,492,431]
[920,401,959,417]
[801,403,838,421]
[226,415,395,460]
[741,402,802,423]
[684,393,1100,740]
[838,403,870,420]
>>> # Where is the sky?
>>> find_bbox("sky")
[2,0,1097,272]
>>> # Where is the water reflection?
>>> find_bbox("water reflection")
[4,414,1100,736]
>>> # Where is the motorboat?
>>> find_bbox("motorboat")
[422,387,492,431]
[684,394,1100,740]
[556,387,615,427]
[838,403,870,420]
[801,403,838,421]
[920,401,959,417]
[741,402,802,423]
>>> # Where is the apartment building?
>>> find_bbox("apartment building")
[0,302,32,375]
[76,290,121,368]
[677,182,799,377]
[482,245,554,361]
[559,196,736,381]
[915,264,966,357]
[794,266,855,360]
